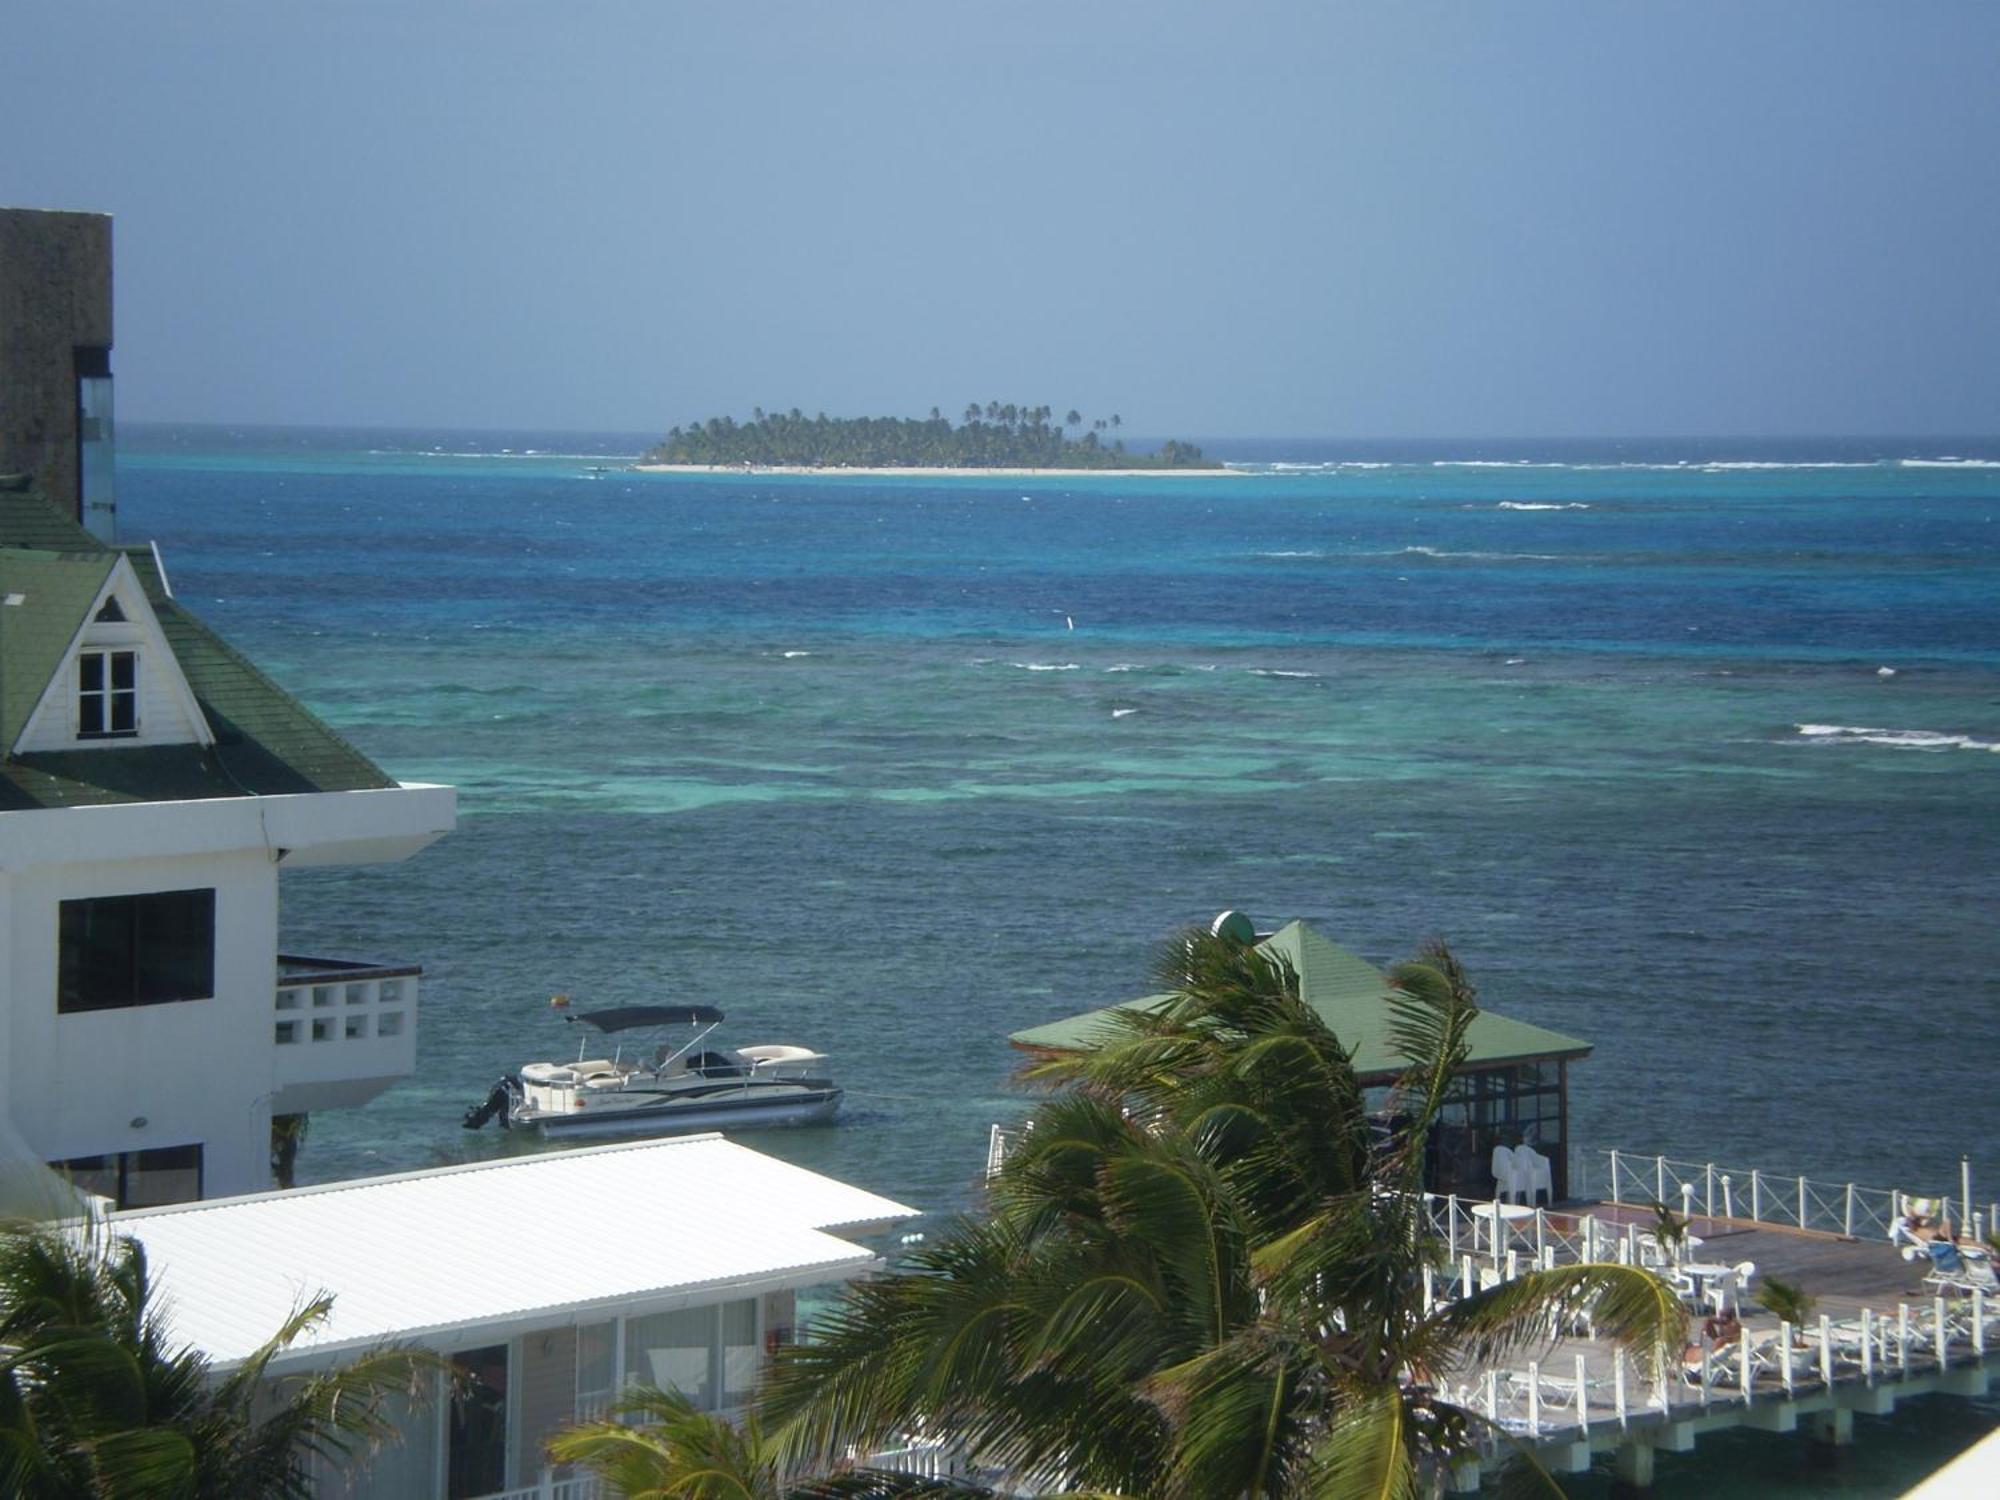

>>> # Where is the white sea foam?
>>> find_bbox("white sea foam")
[1377,545,1566,562]
[1111,708,1139,718]
[1012,662,1080,672]
[1900,458,2000,468]
[1795,724,2000,752]
[1496,501,1591,511]
[1695,461,1874,471]
[1249,668,1320,679]
[1255,550,1326,558]
[780,650,812,658]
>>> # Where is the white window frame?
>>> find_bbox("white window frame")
[77,646,139,739]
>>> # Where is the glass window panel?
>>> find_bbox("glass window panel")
[79,652,104,691]
[52,1154,119,1203]
[109,651,135,689]
[720,1298,758,1408]
[575,1321,615,1418]
[625,1306,714,1408]
[123,1145,202,1208]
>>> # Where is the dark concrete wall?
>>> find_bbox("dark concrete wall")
[0,208,113,518]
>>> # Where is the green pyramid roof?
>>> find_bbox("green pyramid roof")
[1008,919,1591,1081]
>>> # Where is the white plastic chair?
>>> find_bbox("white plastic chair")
[1519,1148,1553,1206]
[1490,1144,1521,1204]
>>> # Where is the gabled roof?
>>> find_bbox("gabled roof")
[0,488,399,810]
[111,1134,921,1368]
[0,546,116,748]
[1008,918,1591,1081]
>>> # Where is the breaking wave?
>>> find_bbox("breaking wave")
[1795,724,2000,753]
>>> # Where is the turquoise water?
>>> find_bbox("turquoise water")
[118,426,2000,1492]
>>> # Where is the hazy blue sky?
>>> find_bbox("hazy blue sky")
[5,2,1996,438]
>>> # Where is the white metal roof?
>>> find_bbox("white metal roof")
[110,1133,918,1368]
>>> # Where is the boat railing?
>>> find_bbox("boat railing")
[1597,1148,1993,1244]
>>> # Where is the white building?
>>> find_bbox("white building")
[0,481,454,1203]
[113,1133,920,1499]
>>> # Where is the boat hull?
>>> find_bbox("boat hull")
[520,1085,843,1139]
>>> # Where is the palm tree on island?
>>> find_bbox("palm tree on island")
[557,931,1681,1498]
[645,405,1217,470]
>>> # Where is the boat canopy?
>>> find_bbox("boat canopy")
[567,1005,725,1032]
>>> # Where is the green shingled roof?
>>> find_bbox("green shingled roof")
[1008,919,1591,1080]
[0,488,398,811]
[0,547,115,749]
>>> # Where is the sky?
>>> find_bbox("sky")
[4,1,1997,439]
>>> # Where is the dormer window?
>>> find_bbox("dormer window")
[78,649,138,738]
[95,596,126,623]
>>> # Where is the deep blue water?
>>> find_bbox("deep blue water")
[115,424,2000,1492]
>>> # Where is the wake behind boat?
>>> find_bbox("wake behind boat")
[461,1001,840,1138]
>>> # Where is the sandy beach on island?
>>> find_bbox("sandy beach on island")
[632,462,1238,478]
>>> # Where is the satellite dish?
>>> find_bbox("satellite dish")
[1211,910,1256,946]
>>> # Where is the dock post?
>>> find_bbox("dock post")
[1583,1214,1596,1263]
[1844,1183,1855,1239]
[1535,1209,1546,1263]
[1779,1323,1795,1395]
[1614,1348,1628,1425]
[1810,1407,1855,1450]
[1750,1170,1762,1224]
[1740,1325,1755,1403]
[1614,1440,1655,1492]
[1609,1149,1621,1205]
[1935,1298,1949,1369]
[1974,1290,1986,1358]
[1681,1182,1695,1232]
[1798,1176,1808,1230]
[1819,1315,1833,1386]
[1720,1174,1733,1220]
[1897,1303,1910,1370]
[1527,1360,1541,1436]
[1655,1155,1666,1204]
[1704,1163,1714,1219]
[1423,1264,1435,1315]
[1860,1309,1874,1383]
[1447,1194,1459,1259]
[1576,1353,1591,1437]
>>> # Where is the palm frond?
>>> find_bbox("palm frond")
[1300,1391,1419,1500]
[1418,1263,1686,1372]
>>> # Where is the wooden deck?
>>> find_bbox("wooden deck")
[1436,1200,2000,1490]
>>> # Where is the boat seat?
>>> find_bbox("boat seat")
[572,1059,620,1078]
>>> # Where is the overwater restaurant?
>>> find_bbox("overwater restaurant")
[1008,914,1591,1202]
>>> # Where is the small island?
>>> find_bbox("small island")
[640,403,1222,473]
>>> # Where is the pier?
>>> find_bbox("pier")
[1424,1148,1998,1490]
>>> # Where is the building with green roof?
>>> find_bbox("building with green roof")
[1010,912,1591,1200]
[1,206,454,1210]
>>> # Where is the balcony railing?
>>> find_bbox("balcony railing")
[271,954,422,1112]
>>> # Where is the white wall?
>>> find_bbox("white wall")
[1,844,279,1199]
[0,785,455,1204]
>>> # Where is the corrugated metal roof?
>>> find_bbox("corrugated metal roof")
[1009,919,1591,1079]
[110,1134,919,1367]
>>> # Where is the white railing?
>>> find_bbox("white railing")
[1600,1149,1993,1244]
[272,954,420,1050]
[1448,1289,2000,1448]
[854,1433,967,1479]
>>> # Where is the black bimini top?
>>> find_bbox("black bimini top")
[568,1005,725,1032]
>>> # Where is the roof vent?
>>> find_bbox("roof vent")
[1211,910,1256,946]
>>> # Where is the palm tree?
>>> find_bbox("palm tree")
[762,932,1683,1496]
[1064,410,1082,428]
[550,1384,994,1498]
[0,1219,450,1499]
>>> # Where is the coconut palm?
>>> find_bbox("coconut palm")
[761,931,1684,1496]
[0,1219,448,1499]
[549,1383,1000,1498]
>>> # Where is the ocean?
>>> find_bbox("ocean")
[118,424,1999,1491]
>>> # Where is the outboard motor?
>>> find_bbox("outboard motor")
[461,1076,518,1130]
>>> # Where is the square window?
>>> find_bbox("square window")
[58,889,215,1013]
[275,1021,299,1044]
[310,1018,332,1042]
[377,1011,404,1037]
[345,1016,366,1039]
